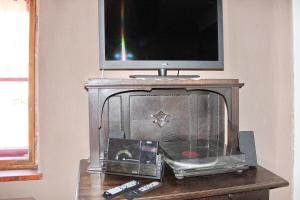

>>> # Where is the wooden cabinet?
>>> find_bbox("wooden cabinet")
[76,159,288,200]
[208,190,268,200]
[81,79,288,199]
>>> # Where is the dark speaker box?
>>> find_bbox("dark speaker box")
[238,131,257,167]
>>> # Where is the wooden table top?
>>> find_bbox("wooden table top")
[76,159,288,200]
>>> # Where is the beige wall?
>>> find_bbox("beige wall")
[293,0,300,198]
[0,0,293,199]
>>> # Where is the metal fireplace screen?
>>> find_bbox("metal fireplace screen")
[98,89,248,177]
[107,90,228,145]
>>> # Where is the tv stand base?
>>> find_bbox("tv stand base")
[129,75,200,79]
[130,68,200,79]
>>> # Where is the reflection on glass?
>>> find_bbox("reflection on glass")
[0,82,29,160]
[120,0,126,61]
[0,0,30,160]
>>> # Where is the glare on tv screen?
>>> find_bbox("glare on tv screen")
[105,0,220,61]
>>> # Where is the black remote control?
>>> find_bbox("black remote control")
[124,181,162,200]
[102,180,140,199]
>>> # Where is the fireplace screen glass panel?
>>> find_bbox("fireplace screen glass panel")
[105,90,230,157]
[102,89,234,175]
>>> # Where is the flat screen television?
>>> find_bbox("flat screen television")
[99,0,224,73]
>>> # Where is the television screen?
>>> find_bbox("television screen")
[99,0,224,70]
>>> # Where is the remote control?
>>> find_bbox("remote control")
[124,181,162,200]
[102,180,140,199]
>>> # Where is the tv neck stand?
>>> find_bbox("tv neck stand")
[158,68,167,76]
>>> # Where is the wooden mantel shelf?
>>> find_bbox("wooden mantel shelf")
[85,78,245,89]
[76,159,288,200]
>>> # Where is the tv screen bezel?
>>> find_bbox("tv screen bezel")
[98,0,224,70]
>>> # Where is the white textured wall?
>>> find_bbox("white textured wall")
[0,0,293,199]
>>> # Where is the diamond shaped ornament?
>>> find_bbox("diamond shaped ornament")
[151,111,170,128]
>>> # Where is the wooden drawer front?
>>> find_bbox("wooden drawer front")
[203,190,269,200]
